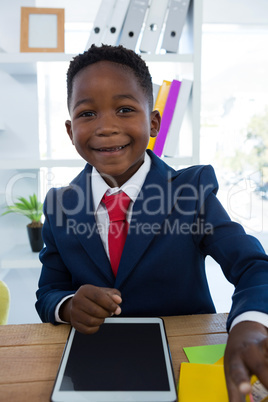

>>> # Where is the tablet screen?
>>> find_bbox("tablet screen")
[51,317,177,402]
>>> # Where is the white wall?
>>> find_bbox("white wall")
[0,0,35,53]
[0,1,40,254]
[203,0,268,24]
[36,0,99,23]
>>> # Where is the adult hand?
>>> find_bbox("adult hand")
[59,284,122,334]
[224,321,268,401]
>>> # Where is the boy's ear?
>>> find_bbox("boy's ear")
[65,120,74,144]
[150,110,161,138]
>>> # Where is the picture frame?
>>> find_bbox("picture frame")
[20,7,65,53]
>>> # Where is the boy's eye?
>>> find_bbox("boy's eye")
[118,107,134,114]
[79,111,95,117]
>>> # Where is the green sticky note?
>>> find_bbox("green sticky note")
[183,344,226,365]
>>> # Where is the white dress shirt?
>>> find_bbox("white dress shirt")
[91,152,151,259]
[54,153,268,330]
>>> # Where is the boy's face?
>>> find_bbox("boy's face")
[65,61,160,187]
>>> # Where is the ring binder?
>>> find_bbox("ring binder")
[102,0,131,46]
[119,0,149,51]
[85,0,116,49]
[139,0,169,54]
[161,0,191,53]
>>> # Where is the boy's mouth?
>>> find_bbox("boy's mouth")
[95,144,129,152]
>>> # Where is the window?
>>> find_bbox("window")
[201,24,268,241]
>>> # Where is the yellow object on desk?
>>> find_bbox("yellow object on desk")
[178,362,228,401]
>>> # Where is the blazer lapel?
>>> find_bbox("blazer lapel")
[59,164,114,285]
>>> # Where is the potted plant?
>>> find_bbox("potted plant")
[2,194,44,252]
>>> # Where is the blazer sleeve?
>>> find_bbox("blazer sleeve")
[193,167,268,331]
[35,188,75,324]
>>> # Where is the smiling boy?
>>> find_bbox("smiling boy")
[36,44,268,401]
[65,59,159,188]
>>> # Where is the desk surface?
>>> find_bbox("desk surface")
[0,313,228,402]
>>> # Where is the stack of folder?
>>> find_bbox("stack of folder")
[85,0,193,159]
[85,0,192,54]
[147,78,192,157]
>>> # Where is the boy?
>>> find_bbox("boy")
[36,44,268,401]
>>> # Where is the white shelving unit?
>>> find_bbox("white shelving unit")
[0,158,86,170]
[0,0,202,170]
[0,244,41,270]
[0,0,202,264]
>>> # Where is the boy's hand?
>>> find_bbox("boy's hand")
[59,284,122,334]
[224,321,268,401]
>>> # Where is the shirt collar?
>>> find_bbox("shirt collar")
[92,152,151,212]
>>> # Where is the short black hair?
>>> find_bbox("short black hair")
[66,44,153,111]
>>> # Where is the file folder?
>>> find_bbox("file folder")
[161,0,191,53]
[85,0,116,49]
[139,0,169,53]
[147,80,171,150]
[163,79,192,156]
[153,80,181,157]
[103,0,131,46]
[119,0,149,51]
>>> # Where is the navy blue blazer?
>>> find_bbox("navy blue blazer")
[36,150,268,330]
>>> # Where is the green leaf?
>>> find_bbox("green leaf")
[19,197,32,209]
[1,193,43,223]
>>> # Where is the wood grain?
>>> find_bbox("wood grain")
[0,314,228,401]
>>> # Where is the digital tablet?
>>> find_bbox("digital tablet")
[51,317,177,402]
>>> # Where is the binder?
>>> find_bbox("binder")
[161,0,191,53]
[119,0,149,51]
[163,79,192,156]
[139,0,169,54]
[102,0,131,46]
[85,0,116,49]
[147,80,171,151]
[153,80,181,157]
[152,83,160,106]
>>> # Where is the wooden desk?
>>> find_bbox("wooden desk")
[0,313,228,402]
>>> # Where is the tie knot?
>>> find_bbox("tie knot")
[102,192,131,222]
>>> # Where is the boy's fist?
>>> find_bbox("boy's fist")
[59,284,122,334]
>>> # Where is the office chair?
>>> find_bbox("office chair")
[0,280,10,325]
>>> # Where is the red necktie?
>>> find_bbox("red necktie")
[102,192,131,276]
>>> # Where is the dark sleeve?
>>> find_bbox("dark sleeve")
[35,188,75,324]
[193,168,268,331]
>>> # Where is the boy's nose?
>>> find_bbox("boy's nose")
[95,115,119,136]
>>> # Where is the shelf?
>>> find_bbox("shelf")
[141,54,193,63]
[0,53,75,74]
[0,159,86,170]
[0,52,193,74]
[0,244,41,270]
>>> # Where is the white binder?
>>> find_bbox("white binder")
[119,0,149,51]
[161,0,191,53]
[152,83,160,106]
[163,79,192,156]
[102,0,131,46]
[139,0,169,54]
[85,0,116,49]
